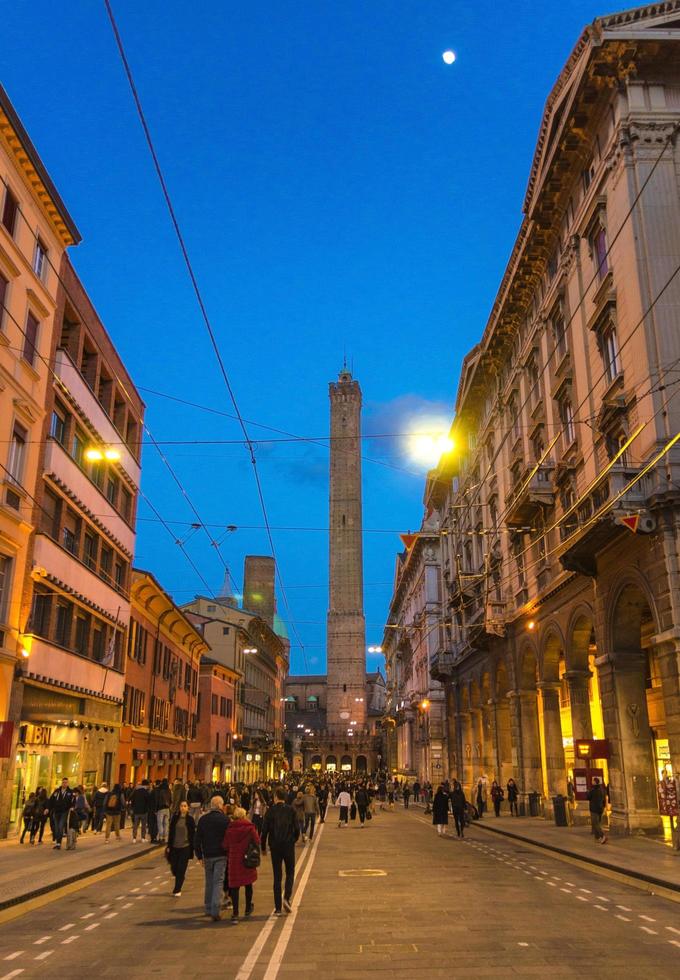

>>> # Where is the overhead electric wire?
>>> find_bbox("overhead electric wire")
[103,0,309,664]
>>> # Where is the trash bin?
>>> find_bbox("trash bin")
[552,794,568,826]
[528,791,541,817]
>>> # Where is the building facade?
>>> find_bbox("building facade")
[193,657,238,783]
[118,569,207,786]
[284,671,385,773]
[427,2,680,834]
[183,556,289,782]
[382,518,445,783]
[8,258,145,822]
[0,84,81,835]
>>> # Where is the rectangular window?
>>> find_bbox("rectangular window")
[100,545,113,582]
[31,590,51,638]
[75,613,90,656]
[0,271,8,331]
[62,507,79,556]
[72,429,86,468]
[1,186,18,237]
[559,397,576,445]
[33,238,48,280]
[114,560,125,592]
[0,554,12,623]
[601,325,621,383]
[54,601,73,648]
[83,531,97,570]
[220,696,227,717]
[50,405,67,446]
[153,639,162,675]
[222,626,230,636]
[92,625,104,662]
[106,474,118,506]
[22,312,39,367]
[90,459,104,490]
[7,422,28,486]
[592,226,609,280]
[120,487,132,523]
[553,308,568,359]
[211,693,218,715]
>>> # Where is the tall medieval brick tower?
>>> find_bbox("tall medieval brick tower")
[326,368,367,735]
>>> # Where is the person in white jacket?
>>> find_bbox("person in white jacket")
[336,788,351,828]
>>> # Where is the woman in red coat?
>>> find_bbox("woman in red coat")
[223,807,260,922]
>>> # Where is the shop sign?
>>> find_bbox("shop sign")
[574,739,610,760]
[22,687,82,719]
[658,776,680,817]
[24,724,53,746]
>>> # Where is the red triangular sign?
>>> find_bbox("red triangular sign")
[621,514,640,533]
[400,533,418,550]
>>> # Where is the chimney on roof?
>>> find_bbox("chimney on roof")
[243,556,276,627]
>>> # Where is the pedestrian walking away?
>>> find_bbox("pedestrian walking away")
[261,786,299,915]
[194,795,230,920]
[224,807,260,922]
[432,784,450,837]
[167,800,196,896]
[302,784,320,840]
[103,784,124,841]
[587,777,608,844]
[402,782,411,809]
[336,787,351,827]
[355,784,369,826]
[450,780,466,838]
[130,778,150,842]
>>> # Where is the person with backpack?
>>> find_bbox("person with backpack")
[130,778,150,842]
[91,783,108,834]
[223,807,260,923]
[261,786,299,915]
[104,783,124,841]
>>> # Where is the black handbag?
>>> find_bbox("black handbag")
[243,839,261,868]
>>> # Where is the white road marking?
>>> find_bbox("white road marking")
[104,912,118,919]
[616,905,632,912]
[596,896,610,902]
[33,937,51,945]
[150,886,158,892]
[84,923,100,932]
[615,914,631,922]
[61,937,79,945]
[260,825,326,980]
[99,904,111,910]
[130,888,140,893]
[115,895,125,900]
[80,913,95,920]
[594,905,608,912]
[640,926,657,935]
[576,896,588,902]
[517,942,529,947]
[560,888,572,894]
[122,903,133,909]
[669,940,680,949]
[58,924,74,932]
[3,954,23,962]
[1,969,24,979]
[639,915,656,923]
[565,881,575,887]
[34,952,53,961]
[666,926,680,935]
[579,888,591,894]
[234,833,317,980]
[547,881,556,887]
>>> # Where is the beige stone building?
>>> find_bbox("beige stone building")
[0,84,80,834]
[182,557,289,783]
[424,2,680,834]
[382,518,446,783]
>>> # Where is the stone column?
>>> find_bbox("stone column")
[538,681,567,799]
[470,708,483,791]
[507,691,523,787]
[596,653,660,834]
[459,711,473,797]
[484,700,500,781]
[518,689,544,806]
[565,669,593,741]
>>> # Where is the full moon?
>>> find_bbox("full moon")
[442,50,456,65]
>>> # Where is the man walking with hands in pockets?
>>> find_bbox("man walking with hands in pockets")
[261,786,300,915]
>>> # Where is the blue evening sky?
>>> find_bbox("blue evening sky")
[4,0,607,673]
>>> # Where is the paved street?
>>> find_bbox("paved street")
[1,807,680,979]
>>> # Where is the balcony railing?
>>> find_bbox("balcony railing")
[505,463,555,527]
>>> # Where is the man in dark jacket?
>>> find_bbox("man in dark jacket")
[48,779,75,849]
[587,777,608,844]
[194,796,229,920]
[261,786,300,915]
[130,779,150,842]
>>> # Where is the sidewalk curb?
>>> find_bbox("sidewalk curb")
[473,820,680,898]
[0,843,163,921]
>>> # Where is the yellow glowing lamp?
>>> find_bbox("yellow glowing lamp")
[85,448,104,462]
[104,447,121,462]
[420,698,430,711]
[526,619,536,631]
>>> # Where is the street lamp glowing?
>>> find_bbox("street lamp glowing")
[85,446,121,463]
[368,645,383,654]
[104,447,121,462]
[442,50,456,65]
[420,698,430,711]
[526,620,536,631]
[85,448,104,462]
[243,646,258,654]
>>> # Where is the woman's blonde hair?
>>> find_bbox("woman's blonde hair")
[233,806,247,820]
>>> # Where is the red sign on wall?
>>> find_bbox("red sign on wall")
[574,739,611,760]
[0,722,15,758]
[573,767,605,801]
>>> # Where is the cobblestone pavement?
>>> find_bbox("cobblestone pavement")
[1,807,679,979]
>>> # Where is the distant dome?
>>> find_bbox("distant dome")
[273,613,289,640]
